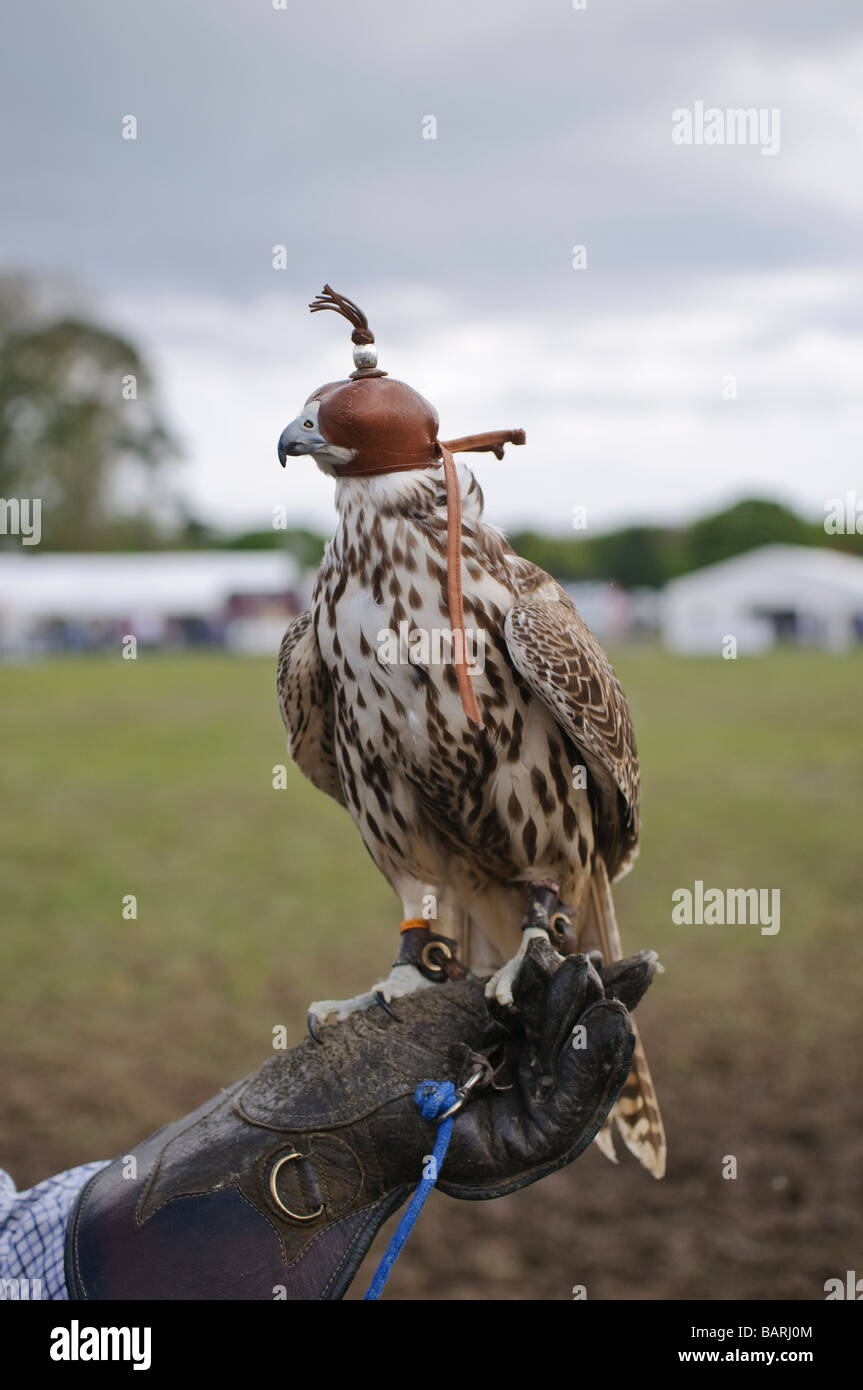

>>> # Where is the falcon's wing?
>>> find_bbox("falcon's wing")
[503,582,639,879]
[277,611,345,808]
[504,584,665,1178]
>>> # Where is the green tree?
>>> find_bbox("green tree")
[0,274,180,549]
[593,525,669,588]
[685,498,810,571]
[221,526,326,568]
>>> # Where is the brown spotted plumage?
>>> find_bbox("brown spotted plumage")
[278,458,666,1178]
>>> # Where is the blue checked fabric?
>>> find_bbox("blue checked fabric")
[0,1161,109,1300]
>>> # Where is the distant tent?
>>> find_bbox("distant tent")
[0,552,304,656]
[663,545,863,654]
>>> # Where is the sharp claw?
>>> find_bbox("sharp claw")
[374,990,401,1021]
[306,1012,324,1044]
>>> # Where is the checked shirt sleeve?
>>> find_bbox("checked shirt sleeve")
[0,1161,109,1300]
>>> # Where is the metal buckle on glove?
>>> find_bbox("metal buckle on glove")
[269,1151,325,1222]
[437,1066,483,1121]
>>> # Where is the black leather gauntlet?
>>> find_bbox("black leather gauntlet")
[66,942,651,1301]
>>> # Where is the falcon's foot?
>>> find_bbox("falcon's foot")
[485,882,568,1009]
[307,964,434,1038]
[484,927,565,1008]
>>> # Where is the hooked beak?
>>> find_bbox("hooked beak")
[277,417,328,466]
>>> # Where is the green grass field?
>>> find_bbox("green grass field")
[1,649,861,1298]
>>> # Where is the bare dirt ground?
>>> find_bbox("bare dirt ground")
[351,962,863,1300]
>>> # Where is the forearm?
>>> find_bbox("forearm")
[0,1161,109,1301]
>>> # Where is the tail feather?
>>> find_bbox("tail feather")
[581,857,666,1180]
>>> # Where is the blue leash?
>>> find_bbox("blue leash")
[363,1079,461,1301]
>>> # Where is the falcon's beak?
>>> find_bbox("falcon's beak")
[277,416,328,466]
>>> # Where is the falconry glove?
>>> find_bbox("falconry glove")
[65,943,653,1301]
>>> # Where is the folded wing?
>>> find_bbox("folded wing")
[504,583,639,878]
[277,611,345,807]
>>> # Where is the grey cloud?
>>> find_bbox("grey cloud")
[2,0,861,305]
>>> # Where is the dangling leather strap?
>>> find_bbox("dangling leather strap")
[439,443,483,729]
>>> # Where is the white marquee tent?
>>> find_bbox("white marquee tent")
[663,545,863,654]
[0,551,303,655]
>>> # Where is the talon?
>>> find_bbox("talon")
[374,990,401,1021]
[306,1012,324,1044]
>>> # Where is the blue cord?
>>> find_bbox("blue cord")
[363,1080,457,1301]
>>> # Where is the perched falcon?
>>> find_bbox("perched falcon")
[276,288,666,1178]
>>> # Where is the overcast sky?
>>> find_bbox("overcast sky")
[2,0,861,537]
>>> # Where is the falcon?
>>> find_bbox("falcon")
[276,287,666,1177]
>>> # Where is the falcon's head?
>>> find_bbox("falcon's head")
[277,375,440,480]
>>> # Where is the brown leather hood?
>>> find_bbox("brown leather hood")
[309,376,440,474]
